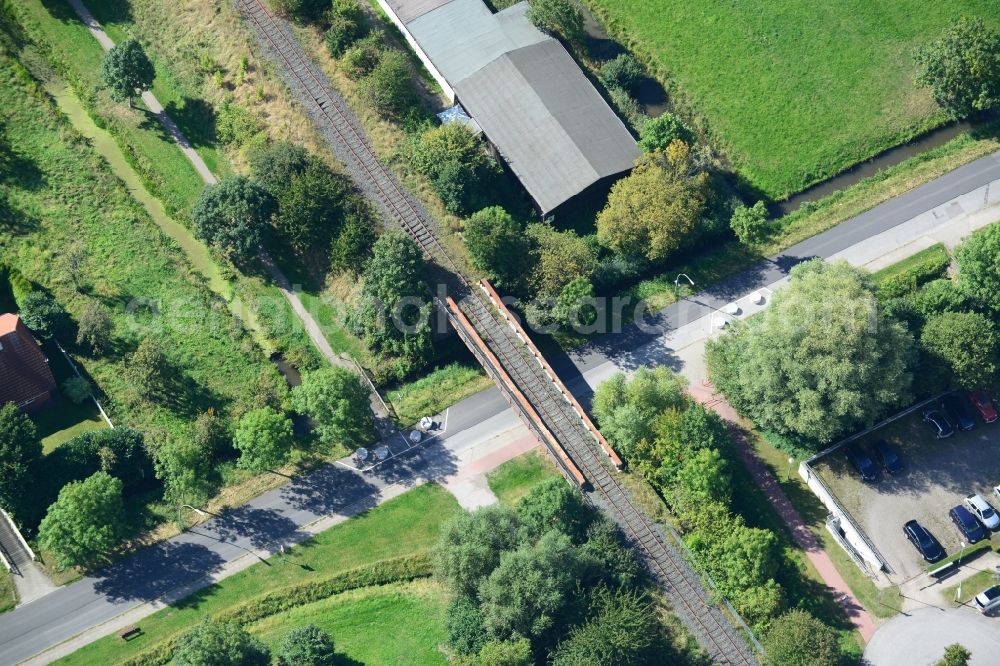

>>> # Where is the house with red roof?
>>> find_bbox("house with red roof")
[0,313,57,411]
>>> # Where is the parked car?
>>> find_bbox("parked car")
[965,494,1000,530]
[949,505,987,543]
[844,444,878,482]
[923,409,954,439]
[872,439,903,475]
[941,394,976,432]
[968,390,998,424]
[904,520,945,562]
[974,585,1000,615]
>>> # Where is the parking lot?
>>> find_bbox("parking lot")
[814,401,1000,580]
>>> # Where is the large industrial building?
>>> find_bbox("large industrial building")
[376,0,640,215]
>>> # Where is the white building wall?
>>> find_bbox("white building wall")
[374,0,456,103]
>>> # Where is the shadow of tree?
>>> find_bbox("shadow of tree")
[164,97,217,150]
[91,540,225,602]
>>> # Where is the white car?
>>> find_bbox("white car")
[974,585,1000,615]
[965,494,1000,530]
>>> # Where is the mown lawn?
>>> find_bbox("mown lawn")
[251,580,448,666]
[586,0,1000,199]
[487,449,558,506]
[57,483,461,665]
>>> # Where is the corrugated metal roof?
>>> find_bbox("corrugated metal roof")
[455,39,639,213]
[381,0,455,24]
[406,0,546,84]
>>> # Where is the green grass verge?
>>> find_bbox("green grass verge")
[872,243,951,284]
[942,568,999,605]
[927,541,994,574]
[57,483,461,665]
[584,0,999,199]
[251,580,448,666]
[0,571,15,614]
[486,449,559,507]
[387,363,493,427]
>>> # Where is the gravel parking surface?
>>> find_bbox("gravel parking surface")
[814,408,1000,580]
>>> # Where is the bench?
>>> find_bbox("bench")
[118,625,141,641]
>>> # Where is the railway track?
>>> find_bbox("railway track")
[235,1,759,662]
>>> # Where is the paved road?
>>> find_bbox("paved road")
[863,606,1000,665]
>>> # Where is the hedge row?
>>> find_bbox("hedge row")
[876,250,951,300]
[115,553,432,666]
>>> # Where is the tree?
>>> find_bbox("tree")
[446,596,488,655]
[915,16,1000,118]
[434,505,524,597]
[100,39,155,108]
[193,177,276,263]
[172,620,270,666]
[248,141,310,195]
[329,208,378,274]
[637,112,692,153]
[124,337,170,403]
[354,232,433,379]
[592,367,687,454]
[730,201,769,246]
[233,407,294,472]
[516,477,592,543]
[551,588,661,666]
[596,146,708,262]
[276,624,336,666]
[61,376,92,404]
[463,207,532,293]
[433,159,482,216]
[325,10,366,58]
[478,530,593,641]
[706,260,914,445]
[956,222,1000,312]
[0,403,42,519]
[763,610,842,666]
[290,367,375,449]
[555,277,597,328]
[936,644,972,666]
[38,472,124,569]
[271,157,350,252]
[18,291,68,339]
[76,300,113,355]
[154,435,215,509]
[411,123,492,182]
[526,0,584,46]
[921,311,999,389]
[478,638,533,666]
[599,54,643,94]
[525,224,597,298]
[358,50,417,118]
[581,518,641,589]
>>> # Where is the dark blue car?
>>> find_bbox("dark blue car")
[845,444,878,482]
[950,505,987,543]
[942,394,976,432]
[904,520,945,562]
[923,409,955,439]
[872,439,903,475]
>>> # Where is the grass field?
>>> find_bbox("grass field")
[57,483,461,665]
[486,449,559,506]
[586,0,1000,199]
[251,580,448,665]
[0,572,15,614]
[387,362,492,426]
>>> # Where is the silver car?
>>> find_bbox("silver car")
[974,585,1000,615]
[965,494,1000,530]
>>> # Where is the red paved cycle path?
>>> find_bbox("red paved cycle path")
[688,383,878,641]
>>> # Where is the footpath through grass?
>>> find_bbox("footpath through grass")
[57,483,461,665]
[585,0,1000,199]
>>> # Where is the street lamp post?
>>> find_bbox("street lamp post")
[956,541,967,603]
[181,504,207,517]
[786,457,795,481]
[674,273,694,299]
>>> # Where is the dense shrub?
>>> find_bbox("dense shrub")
[324,0,367,58]
[275,625,336,666]
[729,201,769,246]
[329,207,379,273]
[876,251,951,300]
[551,587,663,666]
[61,376,92,404]
[600,54,643,94]
[193,177,276,263]
[215,100,261,146]
[358,50,418,118]
[0,403,42,521]
[921,310,999,389]
[18,290,69,339]
[637,112,692,152]
[763,609,843,666]
[248,140,310,194]
[44,427,153,497]
[172,620,270,666]
[269,0,330,22]
[525,0,584,45]
[525,224,597,298]
[462,207,530,292]
[446,596,489,655]
[956,222,1000,312]
[340,35,383,80]
[607,85,647,131]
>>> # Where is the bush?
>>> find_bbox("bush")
[248,140,310,194]
[358,50,417,117]
[921,310,999,389]
[607,85,647,132]
[269,0,330,22]
[433,159,481,215]
[340,35,383,80]
[637,112,692,152]
[463,207,531,292]
[729,201,769,246]
[61,376,92,404]
[276,625,336,666]
[411,122,492,182]
[329,207,378,273]
[172,620,270,666]
[525,0,584,45]
[18,291,69,339]
[478,639,533,666]
[763,610,842,666]
[876,251,951,300]
[446,596,488,655]
[324,14,365,58]
[600,54,643,94]
[215,100,261,146]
